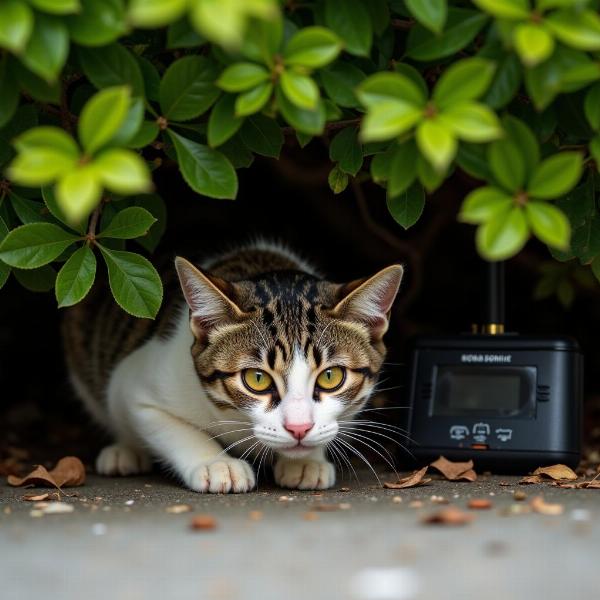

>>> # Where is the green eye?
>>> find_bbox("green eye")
[242,369,273,393]
[316,367,345,391]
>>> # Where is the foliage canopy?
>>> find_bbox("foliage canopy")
[0,0,599,317]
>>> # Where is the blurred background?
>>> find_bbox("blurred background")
[1,138,599,471]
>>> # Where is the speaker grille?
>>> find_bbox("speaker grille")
[537,384,550,402]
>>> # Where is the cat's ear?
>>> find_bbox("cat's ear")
[175,257,244,342]
[332,265,403,341]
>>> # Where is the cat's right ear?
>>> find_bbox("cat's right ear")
[175,257,244,343]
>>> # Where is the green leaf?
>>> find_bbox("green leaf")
[416,119,457,173]
[0,0,33,53]
[545,10,600,51]
[168,130,238,199]
[167,17,204,48]
[386,182,426,230]
[78,44,144,96]
[433,58,496,109]
[10,192,51,224]
[284,26,343,68]
[129,0,187,27]
[370,146,395,184]
[13,264,56,292]
[56,165,102,224]
[488,138,526,192]
[0,222,78,268]
[13,61,60,102]
[98,246,163,318]
[55,245,96,307]
[360,101,422,142]
[137,56,160,102]
[525,201,570,249]
[476,205,529,260]
[68,0,126,47]
[29,0,79,14]
[239,114,283,158]
[79,86,130,154]
[22,14,68,82]
[514,23,554,68]
[328,165,349,194]
[0,216,9,289]
[42,185,85,233]
[584,82,600,131]
[527,152,583,199]
[417,154,444,192]
[14,125,79,157]
[502,115,539,174]
[472,0,529,19]
[456,143,491,180]
[279,70,319,110]
[324,0,372,57]
[406,8,488,62]
[8,144,78,186]
[276,87,326,135]
[483,54,522,109]
[160,56,220,121]
[387,141,418,198]
[98,206,156,240]
[109,97,145,147]
[94,148,152,195]
[405,0,447,34]
[440,102,502,142]
[459,186,512,224]
[127,121,159,149]
[132,194,166,253]
[208,94,244,147]
[235,82,273,117]
[320,62,364,108]
[590,136,600,171]
[217,63,270,93]
[329,127,363,176]
[357,72,426,109]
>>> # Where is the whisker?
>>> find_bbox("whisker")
[204,427,255,442]
[330,439,359,482]
[339,426,417,459]
[335,437,381,485]
[217,434,257,457]
[327,442,344,479]
[240,440,261,462]
[340,420,415,441]
[338,431,398,478]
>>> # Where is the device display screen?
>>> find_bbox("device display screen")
[433,366,536,417]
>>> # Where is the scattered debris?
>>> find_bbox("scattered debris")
[392,496,402,504]
[422,506,474,526]
[303,512,319,521]
[430,495,449,504]
[498,504,531,516]
[383,466,431,489]
[533,464,578,481]
[248,511,263,521]
[408,500,424,509]
[519,475,544,485]
[339,487,351,492]
[166,504,191,514]
[7,456,85,490]
[310,503,351,512]
[190,515,217,530]
[430,456,477,482]
[530,496,564,516]
[513,490,527,501]
[499,481,511,487]
[278,495,292,502]
[124,500,134,506]
[467,498,493,510]
[32,502,75,515]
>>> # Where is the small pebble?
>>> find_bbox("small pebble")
[166,504,191,514]
[513,490,527,501]
[467,498,493,510]
[125,500,134,506]
[339,487,351,492]
[303,512,319,521]
[190,515,217,530]
[408,501,424,509]
[248,511,263,521]
[392,496,402,504]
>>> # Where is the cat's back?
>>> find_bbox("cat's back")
[62,241,315,421]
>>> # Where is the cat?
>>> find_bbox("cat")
[62,241,403,492]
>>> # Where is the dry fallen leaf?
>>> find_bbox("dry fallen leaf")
[430,456,477,482]
[7,456,85,489]
[519,475,544,485]
[467,498,493,510]
[21,492,60,502]
[422,506,475,526]
[530,496,564,516]
[533,464,578,481]
[383,466,431,489]
[190,515,217,530]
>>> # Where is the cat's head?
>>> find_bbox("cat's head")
[175,258,403,459]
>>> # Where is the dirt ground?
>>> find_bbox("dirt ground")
[1,469,598,600]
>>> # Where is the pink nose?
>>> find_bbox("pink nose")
[284,422,314,440]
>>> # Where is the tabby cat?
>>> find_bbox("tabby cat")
[62,242,403,492]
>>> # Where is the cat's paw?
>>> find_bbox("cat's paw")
[186,459,255,493]
[96,444,152,476]
[274,458,336,490]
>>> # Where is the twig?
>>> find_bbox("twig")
[86,203,103,244]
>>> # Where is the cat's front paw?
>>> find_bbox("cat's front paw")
[96,444,152,476]
[274,458,335,490]
[186,459,255,493]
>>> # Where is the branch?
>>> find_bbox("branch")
[86,202,103,243]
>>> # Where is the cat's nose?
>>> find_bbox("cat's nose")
[284,422,314,440]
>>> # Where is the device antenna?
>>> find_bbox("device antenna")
[484,261,505,335]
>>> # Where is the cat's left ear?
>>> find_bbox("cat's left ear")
[175,257,245,343]
[332,265,403,341]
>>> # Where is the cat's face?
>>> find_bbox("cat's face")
[175,259,403,459]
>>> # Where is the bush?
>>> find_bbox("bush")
[0,0,599,317]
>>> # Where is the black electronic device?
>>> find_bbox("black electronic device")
[405,263,583,472]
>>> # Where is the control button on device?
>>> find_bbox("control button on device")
[449,425,470,440]
[472,422,491,442]
[495,428,513,442]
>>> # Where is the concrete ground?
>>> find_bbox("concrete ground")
[1,469,598,600]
